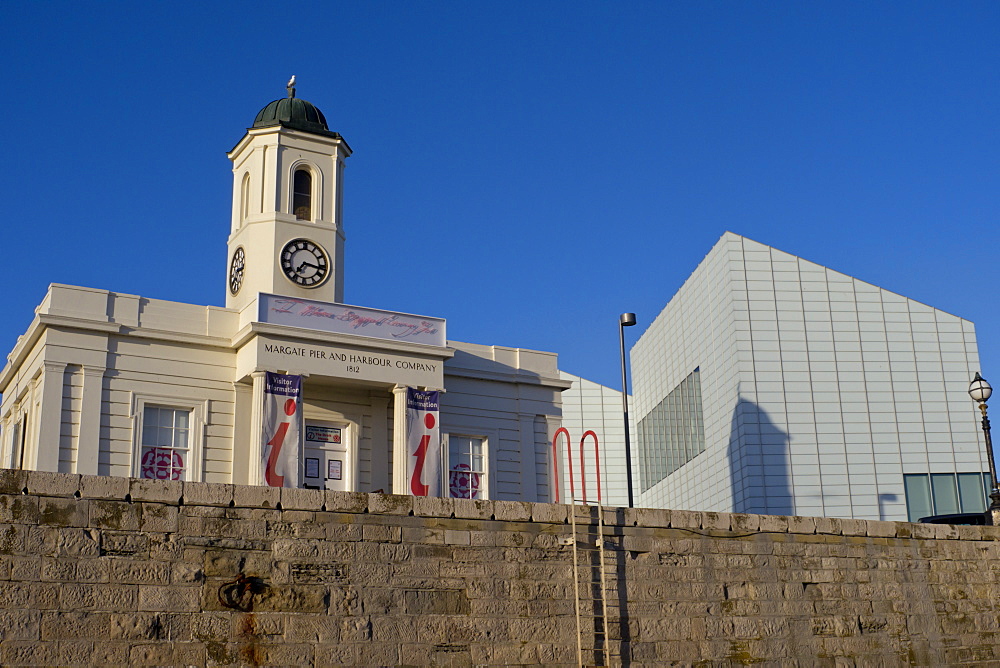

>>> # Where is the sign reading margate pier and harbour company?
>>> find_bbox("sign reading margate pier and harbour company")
[259,294,446,347]
[249,295,448,386]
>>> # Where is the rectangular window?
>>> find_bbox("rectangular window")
[131,394,206,483]
[139,406,190,481]
[446,435,487,500]
[637,368,706,492]
[903,472,990,521]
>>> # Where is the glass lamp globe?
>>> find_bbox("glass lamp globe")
[969,372,993,403]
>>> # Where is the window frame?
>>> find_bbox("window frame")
[441,431,491,500]
[130,393,207,483]
[240,172,251,222]
[291,166,314,221]
[903,471,991,521]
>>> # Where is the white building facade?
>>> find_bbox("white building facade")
[556,371,636,508]
[631,232,989,522]
[0,86,569,502]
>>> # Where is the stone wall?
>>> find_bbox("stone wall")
[1,469,1000,666]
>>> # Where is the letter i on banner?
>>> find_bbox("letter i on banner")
[406,388,440,496]
[262,372,302,488]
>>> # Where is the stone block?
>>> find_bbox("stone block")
[0,494,40,524]
[89,500,140,531]
[79,474,129,501]
[182,481,233,507]
[324,490,368,514]
[39,497,88,527]
[279,486,324,511]
[362,524,402,543]
[935,523,960,540]
[731,513,762,532]
[630,506,670,529]
[815,516,843,535]
[530,501,568,524]
[866,520,897,538]
[787,515,817,534]
[139,503,177,533]
[1,641,58,666]
[758,514,788,533]
[128,477,182,504]
[0,469,28,495]
[453,498,493,520]
[368,493,413,516]
[670,509,701,530]
[233,484,280,509]
[493,500,531,522]
[412,495,453,518]
[27,471,80,498]
[138,584,200,612]
[840,518,868,537]
[908,522,937,540]
[445,530,471,546]
[40,611,112,640]
[45,527,99,557]
[109,559,170,585]
[0,609,40,640]
[701,511,732,531]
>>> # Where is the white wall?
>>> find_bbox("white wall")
[634,232,987,521]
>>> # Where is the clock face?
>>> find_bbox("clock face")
[229,246,245,295]
[280,238,329,287]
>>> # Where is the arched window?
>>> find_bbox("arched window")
[240,172,251,222]
[293,169,312,221]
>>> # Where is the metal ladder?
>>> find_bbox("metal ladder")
[554,428,616,667]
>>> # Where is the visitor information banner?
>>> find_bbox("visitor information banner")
[261,372,302,488]
[406,388,440,496]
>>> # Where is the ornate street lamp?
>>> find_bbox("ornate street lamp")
[619,313,637,508]
[969,372,1000,523]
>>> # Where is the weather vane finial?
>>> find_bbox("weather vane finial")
[286,75,296,98]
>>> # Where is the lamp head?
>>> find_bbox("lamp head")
[620,313,637,327]
[970,372,993,403]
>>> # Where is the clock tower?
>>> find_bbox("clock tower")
[226,79,351,312]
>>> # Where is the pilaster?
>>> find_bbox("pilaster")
[34,362,67,472]
[391,384,409,495]
[75,365,105,475]
[247,371,268,486]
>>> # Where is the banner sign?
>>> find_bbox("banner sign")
[262,372,302,488]
[259,294,446,347]
[405,388,440,497]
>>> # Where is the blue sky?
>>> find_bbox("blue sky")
[1,2,998,392]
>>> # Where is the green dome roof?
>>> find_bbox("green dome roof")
[252,92,340,138]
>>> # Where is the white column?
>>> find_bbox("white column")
[33,362,66,472]
[75,365,105,475]
[391,384,409,495]
[247,371,267,486]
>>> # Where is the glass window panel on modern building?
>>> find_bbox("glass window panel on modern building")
[903,472,990,521]
[637,368,705,492]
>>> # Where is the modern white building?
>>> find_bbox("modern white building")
[556,371,636,507]
[628,232,989,522]
[0,84,570,502]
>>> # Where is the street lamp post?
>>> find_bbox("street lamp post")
[969,372,1000,524]
[619,313,637,508]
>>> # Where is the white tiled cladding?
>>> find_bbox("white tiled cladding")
[558,372,635,508]
[633,232,987,521]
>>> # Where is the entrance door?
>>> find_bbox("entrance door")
[303,420,351,491]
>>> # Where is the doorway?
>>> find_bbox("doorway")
[303,419,352,491]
